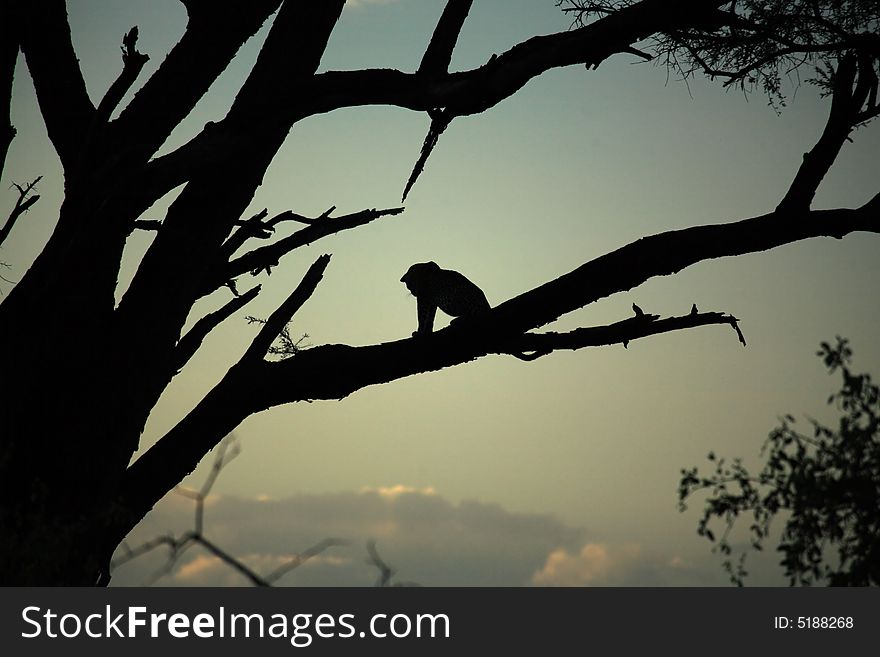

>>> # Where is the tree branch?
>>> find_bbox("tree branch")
[402,109,452,201]
[0,177,42,248]
[18,0,95,171]
[241,254,331,363]
[115,1,346,374]
[498,307,745,361]
[111,0,283,163]
[418,0,474,76]
[221,208,271,257]
[0,3,18,180]
[113,436,347,586]
[173,285,261,372]
[262,538,349,585]
[287,0,729,121]
[777,51,879,214]
[220,206,337,260]
[220,206,403,288]
[684,41,853,88]
[487,200,879,341]
[149,0,729,187]
[120,194,878,532]
[94,27,150,125]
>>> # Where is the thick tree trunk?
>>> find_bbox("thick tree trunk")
[0,197,135,585]
[0,0,347,585]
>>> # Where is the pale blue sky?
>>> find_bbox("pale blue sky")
[4,0,879,585]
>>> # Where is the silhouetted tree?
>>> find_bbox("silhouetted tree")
[678,338,880,586]
[1,1,878,584]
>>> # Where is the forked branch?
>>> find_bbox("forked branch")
[112,437,346,586]
[777,51,880,213]
[120,187,879,536]
[220,207,403,289]
[220,206,337,259]
[0,177,41,248]
[499,306,746,361]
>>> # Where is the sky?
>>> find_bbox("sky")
[4,0,879,586]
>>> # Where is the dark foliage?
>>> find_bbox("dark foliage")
[678,337,880,586]
[559,1,880,111]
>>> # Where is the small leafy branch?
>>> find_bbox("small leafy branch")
[245,316,310,360]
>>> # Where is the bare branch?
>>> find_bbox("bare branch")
[111,0,283,163]
[220,208,271,258]
[418,0,474,76]
[114,437,345,586]
[0,177,42,248]
[111,534,182,577]
[0,3,17,180]
[112,436,251,583]
[173,285,261,371]
[263,538,350,585]
[364,540,418,587]
[175,436,241,535]
[112,436,271,586]
[221,206,404,287]
[286,0,729,121]
[366,539,395,587]
[286,207,336,226]
[777,51,878,213]
[120,194,878,532]
[116,2,347,359]
[242,255,330,363]
[402,109,452,201]
[95,27,150,124]
[499,308,746,361]
[192,534,270,586]
[18,1,95,170]
[150,0,728,188]
[221,206,336,259]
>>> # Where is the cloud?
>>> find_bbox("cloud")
[111,486,722,587]
[111,487,584,587]
[532,543,710,587]
[361,484,438,499]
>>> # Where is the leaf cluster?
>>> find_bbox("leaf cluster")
[245,316,309,360]
[559,1,880,111]
[678,337,880,586]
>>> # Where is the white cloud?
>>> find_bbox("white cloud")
[171,552,354,587]
[361,484,438,499]
[110,487,722,587]
[112,486,585,587]
[532,543,709,587]
[533,543,638,586]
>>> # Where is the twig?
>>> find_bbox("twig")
[499,305,746,361]
[111,436,344,586]
[1,176,41,248]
